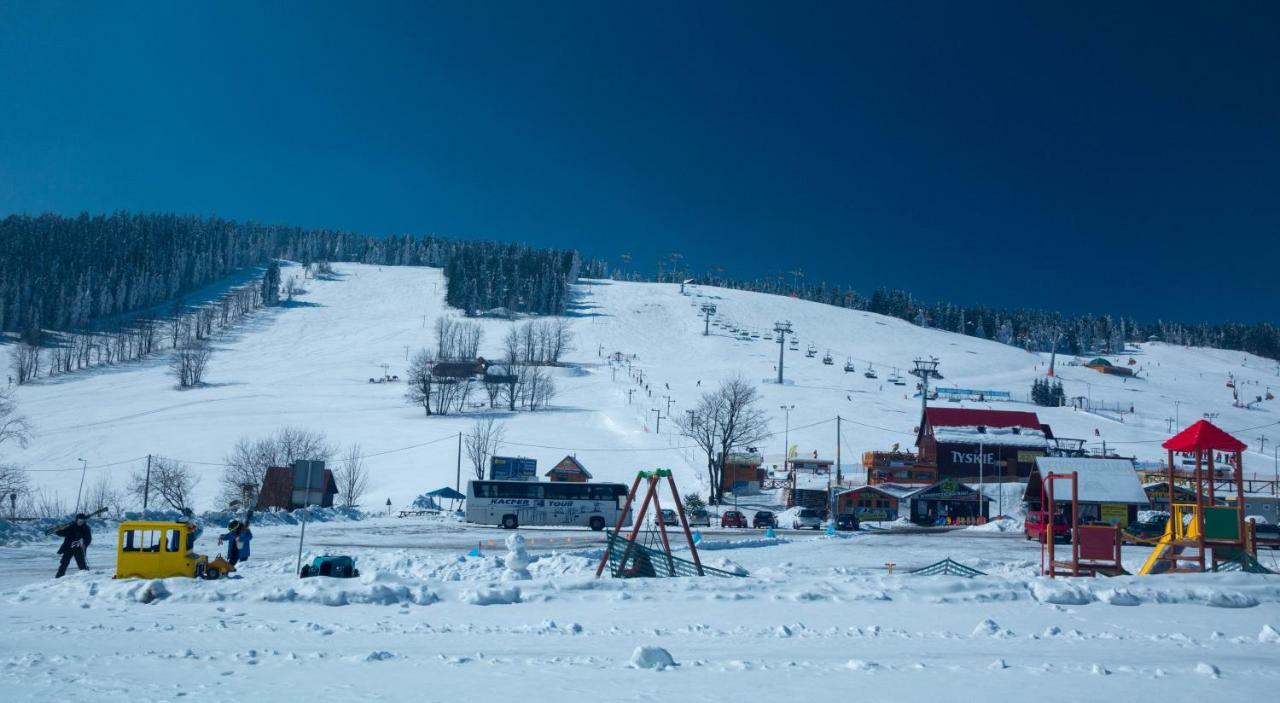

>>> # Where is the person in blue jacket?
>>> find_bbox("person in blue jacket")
[218,519,253,565]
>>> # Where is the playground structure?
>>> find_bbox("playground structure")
[596,469,742,579]
[1040,472,1126,577]
[1138,420,1259,575]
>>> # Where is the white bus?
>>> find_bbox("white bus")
[466,480,632,531]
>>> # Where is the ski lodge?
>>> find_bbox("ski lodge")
[1023,457,1150,527]
[916,407,1051,481]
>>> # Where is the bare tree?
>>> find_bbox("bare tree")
[434,317,458,360]
[405,350,435,415]
[547,318,575,365]
[0,386,32,453]
[83,473,125,517]
[130,457,199,511]
[0,463,30,515]
[677,376,769,504]
[170,341,212,388]
[284,275,305,302]
[525,366,556,410]
[219,427,335,505]
[12,342,40,385]
[676,391,724,503]
[28,487,68,518]
[333,444,370,507]
[464,417,505,480]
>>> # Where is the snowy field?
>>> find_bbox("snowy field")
[3,263,1280,700]
[6,263,1278,509]
[3,517,1280,702]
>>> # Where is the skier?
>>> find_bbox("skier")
[54,513,92,578]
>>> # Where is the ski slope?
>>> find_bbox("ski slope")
[7,263,1279,510]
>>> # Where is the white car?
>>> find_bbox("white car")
[790,508,822,530]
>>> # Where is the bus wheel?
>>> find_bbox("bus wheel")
[589,517,605,532]
[502,515,518,530]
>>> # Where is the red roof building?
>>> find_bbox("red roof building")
[258,463,338,511]
[916,407,1050,480]
[545,455,593,482]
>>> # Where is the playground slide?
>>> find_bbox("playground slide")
[1137,540,1182,575]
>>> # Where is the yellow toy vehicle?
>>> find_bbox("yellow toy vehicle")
[113,520,235,580]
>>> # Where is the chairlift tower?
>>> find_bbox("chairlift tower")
[773,321,794,385]
[909,357,943,420]
[701,303,717,335]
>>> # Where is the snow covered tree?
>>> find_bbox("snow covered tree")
[262,261,281,306]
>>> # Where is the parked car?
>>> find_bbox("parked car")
[752,511,777,528]
[687,509,711,527]
[1024,511,1070,542]
[835,513,860,531]
[656,509,678,526]
[1123,513,1169,543]
[720,510,748,528]
[790,508,822,530]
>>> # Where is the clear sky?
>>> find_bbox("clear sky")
[1,2,1276,322]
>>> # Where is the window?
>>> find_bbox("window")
[977,426,987,434]
[123,529,163,553]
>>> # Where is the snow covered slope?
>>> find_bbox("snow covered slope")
[8,263,1278,509]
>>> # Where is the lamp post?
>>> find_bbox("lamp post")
[74,458,88,513]
[779,405,795,468]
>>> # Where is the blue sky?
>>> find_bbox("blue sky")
[1,2,1276,321]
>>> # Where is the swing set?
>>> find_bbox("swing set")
[595,469,744,579]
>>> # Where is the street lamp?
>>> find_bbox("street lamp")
[74,458,88,513]
[779,405,795,469]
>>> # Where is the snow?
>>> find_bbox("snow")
[933,426,1049,448]
[1035,457,1152,504]
[3,263,1280,699]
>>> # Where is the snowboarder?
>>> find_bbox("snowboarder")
[54,513,92,578]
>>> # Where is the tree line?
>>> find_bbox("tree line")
[0,211,582,338]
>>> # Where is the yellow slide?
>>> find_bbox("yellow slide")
[1137,509,1198,576]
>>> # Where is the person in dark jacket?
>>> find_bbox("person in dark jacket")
[218,520,253,565]
[54,513,92,578]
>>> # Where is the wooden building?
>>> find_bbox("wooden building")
[863,451,936,485]
[721,452,766,494]
[835,485,910,521]
[916,407,1050,480]
[545,455,593,482]
[904,479,993,525]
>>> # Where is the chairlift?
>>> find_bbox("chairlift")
[864,364,878,380]
[764,333,773,340]
[843,359,855,373]
[822,351,833,365]
[807,343,817,354]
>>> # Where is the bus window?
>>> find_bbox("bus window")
[589,485,614,501]
[166,530,181,553]
[123,530,139,552]
[543,483,570,501]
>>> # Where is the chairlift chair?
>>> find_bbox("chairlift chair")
[822,351,833,365]
[864,364,878,379]
[843,359,855,373]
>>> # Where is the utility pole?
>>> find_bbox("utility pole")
[665,395,675,416]
[627,388,635,405]
[456,432,463,489]
[773,321,793,385]
[652,409,664,434]
[296,461,317,576]
[909,357,943,423]
[142,454,153,511]
[701,303,717,335]
[1257,435,1269,455]
[1174,400,1182,428]
[779,405,795,468]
